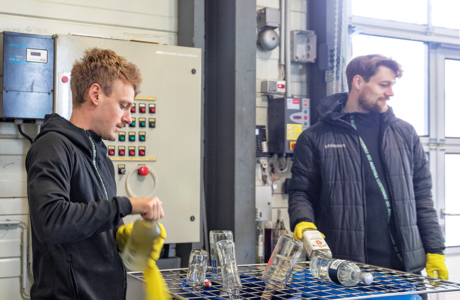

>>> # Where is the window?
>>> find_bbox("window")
[351,35,428,135]
[445,154,460,247]
[351,0,427,25]
[445,59,460,137]
[432,0,460,29]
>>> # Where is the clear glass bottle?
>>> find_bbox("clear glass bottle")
[301,229,332,260]
[273,209,288,249]
[310,255,373,286]
[255,221,265,264]
[122,219,161,271]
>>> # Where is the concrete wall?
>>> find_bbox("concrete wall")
[255,0,308,236]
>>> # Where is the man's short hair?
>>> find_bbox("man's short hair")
[346,54,403,91]
[70,48,142,107]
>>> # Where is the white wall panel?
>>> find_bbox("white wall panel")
[0,258,21,278]
[0,278,23,300]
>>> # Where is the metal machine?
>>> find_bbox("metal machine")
[54,35,203,244]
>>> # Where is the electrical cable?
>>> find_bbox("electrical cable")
[17,124,34,144]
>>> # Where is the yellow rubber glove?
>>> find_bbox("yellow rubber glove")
[116,222,134,252]
[293,221,325,242]
[426,253,449,280]
[144,223,171,300]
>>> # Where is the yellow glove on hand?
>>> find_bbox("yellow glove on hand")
[144,223,170,300]
[116,222,134,253]
[293,221,325,242]
[426,253,449,280]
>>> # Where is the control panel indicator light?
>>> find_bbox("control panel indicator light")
[130,117,136,127]
[128,132,136,142]
[108,146,116,156]
[139,118,146,128]
[139,146,146,156]
[119,132,126,141]
[128,146,136,156]
[118,164,126,175]
[139,103,146,113]
[149,104,156,113]
[131,104,136,113]
[149,118,156,128]
[118,146,126,156]
[139,132,146,142]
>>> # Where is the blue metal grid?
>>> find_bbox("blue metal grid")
[128,262,460,299]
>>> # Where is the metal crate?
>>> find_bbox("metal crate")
[128,262,460,299]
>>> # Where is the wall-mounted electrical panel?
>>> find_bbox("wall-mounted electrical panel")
[291,30,317,63]
[268,97,310,154]
[0,32,54,119]
[54,35,202,244]
[256,125,270,157]
[261,80,286,94]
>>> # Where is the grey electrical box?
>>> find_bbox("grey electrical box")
[291,30,317,63]
[257,7,280,29]
[0,32,54,119]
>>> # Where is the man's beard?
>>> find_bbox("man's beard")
[357,93,388,113]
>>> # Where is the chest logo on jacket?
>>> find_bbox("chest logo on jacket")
[324,144,346,149]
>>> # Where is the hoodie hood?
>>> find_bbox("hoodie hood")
[317,92,398,125]
[35,113,104,157]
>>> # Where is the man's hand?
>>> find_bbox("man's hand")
[426,253,449,280]
[129,196,164,221]
[293,221,324,241]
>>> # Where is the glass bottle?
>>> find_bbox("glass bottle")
[301,229,332,260]
[122,219,161,271]
[310,255,373,286]
[273,209,288,248]
[264,221,273,263]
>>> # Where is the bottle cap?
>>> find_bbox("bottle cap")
[359,272,373,285]
[204,280,212,288]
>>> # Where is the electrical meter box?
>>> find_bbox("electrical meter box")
[0,32,54,119]
[268,97,310,154]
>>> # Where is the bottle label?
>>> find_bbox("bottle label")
[258,235,264,257]
[302,230,330,257]
[328,259,345,284]
[211,259,217,274]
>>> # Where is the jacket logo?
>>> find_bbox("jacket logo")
[324,143,346,149]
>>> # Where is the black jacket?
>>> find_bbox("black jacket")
[26,114,132,300]
[288,93,445,272]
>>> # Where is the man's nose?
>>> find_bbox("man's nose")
[122,111,131,124]
[386,87,394,97]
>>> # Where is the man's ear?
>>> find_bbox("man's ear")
[352,75,363,91]
[88,83,102,106]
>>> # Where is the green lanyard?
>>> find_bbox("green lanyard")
[350,114,403,263]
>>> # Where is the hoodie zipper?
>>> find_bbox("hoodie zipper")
[86,132,109,200]
[86,131,127,296]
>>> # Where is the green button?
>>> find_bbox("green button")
[149,122,155,128]
[119,136,125,141]
[141,122,146,127]
[130,122,135,127]
[129,136,135,141]
[140,136,145,141]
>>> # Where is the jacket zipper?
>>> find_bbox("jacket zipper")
[380,124,406,267]
[86,132,127,298]
[337,118,369,262]
[86,132,108,200]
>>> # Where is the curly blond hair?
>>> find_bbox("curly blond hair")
[70,48,142,107]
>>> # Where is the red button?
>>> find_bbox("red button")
[131,107,135,113]
[62,76,69,83]
[304,116,308,120]
[140,107,146,113]
[150,107,155,113]
[138,166,149,176]
[109,150,115,155]
[119,150,125,155]
[140,150,145,156]
[129,150,135,156]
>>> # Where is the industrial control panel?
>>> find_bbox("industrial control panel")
[0,32,54,119]
[54,35,202,244]
[268,97,310,154]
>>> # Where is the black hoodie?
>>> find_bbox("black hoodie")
[288,93,444,272]
[26,114,132,300]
